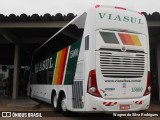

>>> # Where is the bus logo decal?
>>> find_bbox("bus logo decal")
[121,46,126,52]
[118,33,142,46]
[52,47,69,85]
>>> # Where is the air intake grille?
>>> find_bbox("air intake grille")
[100,50,145,78]
[72,81,83,109]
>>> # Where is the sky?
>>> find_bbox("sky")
[0,0,159,15]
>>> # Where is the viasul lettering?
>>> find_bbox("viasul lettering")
[98,13,143,24]
[35,57,53,73]
[99,13,106,19]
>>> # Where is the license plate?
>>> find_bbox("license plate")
[120,105,130,110]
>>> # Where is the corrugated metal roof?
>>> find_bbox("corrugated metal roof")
[0,13,76,22]
[0,12,159,22]
[142,12,160,20]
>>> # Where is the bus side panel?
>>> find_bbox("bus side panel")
[67,62,85,111]
[67,37,85,111]
[30,12,87,112]
[72,41,85,111]
[63,38,82,85]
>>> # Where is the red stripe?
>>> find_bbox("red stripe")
[135,101,138,104]
[103,102,117,106]
[139,101,142,104]
[103,102,106,105]
[114,102,117,105]
[118,33,127,45]
[123,34,134,45]
[105,102,112,106]
[59,47,68,84]
[135,101,143,104]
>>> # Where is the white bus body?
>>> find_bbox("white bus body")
[29,5,150,113]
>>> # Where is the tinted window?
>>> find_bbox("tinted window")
[31,13,87,84]
[99,32,119,44]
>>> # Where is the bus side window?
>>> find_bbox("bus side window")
[85,35,89,50]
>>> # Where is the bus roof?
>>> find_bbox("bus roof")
[34,5,146,54]
[95,5,143,16]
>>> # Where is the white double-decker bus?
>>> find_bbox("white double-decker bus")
[29,5,151,114]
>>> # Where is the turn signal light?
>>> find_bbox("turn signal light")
[95,5,100,8]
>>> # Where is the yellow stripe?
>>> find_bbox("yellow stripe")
[53,50,62,84]
[130,35,142,46]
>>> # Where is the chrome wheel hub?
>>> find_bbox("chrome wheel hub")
[61,97,67,111]
[53,95,57,108]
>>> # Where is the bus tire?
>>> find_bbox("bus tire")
[52,93,61,112]
[60,94,72,116]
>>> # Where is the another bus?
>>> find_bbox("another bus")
[28,5,151,114]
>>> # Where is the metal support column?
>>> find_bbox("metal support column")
[12,44,20,99]
[157,41,160,102]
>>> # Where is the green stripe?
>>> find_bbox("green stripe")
[64,39,82,85]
